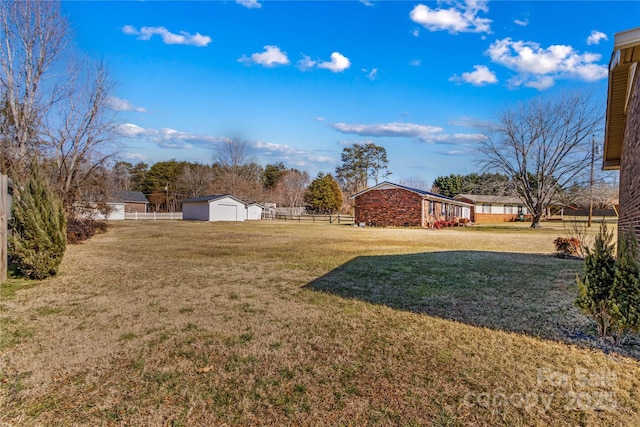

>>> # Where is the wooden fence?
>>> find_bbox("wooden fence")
[264,213,355,225]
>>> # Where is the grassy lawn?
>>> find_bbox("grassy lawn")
[1,221,639,426]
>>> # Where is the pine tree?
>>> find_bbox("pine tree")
[611,228,640,338]
[304,173,343,214]
[9,162,67,279]
[576,221,616,338]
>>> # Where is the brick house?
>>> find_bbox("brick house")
[90,190,149,220]
[351,181,472,227]
[454,194,529,223]
[603,27,640,243]
[111,191,149,214]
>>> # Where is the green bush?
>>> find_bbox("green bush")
[575,222,616,339]
[611,228,640,340]
[576,223,640,342]
[9,163,67,280]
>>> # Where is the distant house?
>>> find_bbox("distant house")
[182,194,249,222]
[92,190,148,220]
[113,191,149,213]
[454,194,528,223]
[603,27,640,243]
[351,181,472,227]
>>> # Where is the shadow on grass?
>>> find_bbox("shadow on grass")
[304,250,640,359]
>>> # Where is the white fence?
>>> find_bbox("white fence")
[124,212,183,220]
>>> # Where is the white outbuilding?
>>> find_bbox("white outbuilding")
[246,203,264,220]
[182,194,249,222]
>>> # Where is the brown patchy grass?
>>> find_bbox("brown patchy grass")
[1,221,639,426]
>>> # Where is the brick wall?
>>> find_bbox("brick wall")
[475,213,520,223]
[124,202,147,213]
[354,188,423,227]
[619,69,640,243]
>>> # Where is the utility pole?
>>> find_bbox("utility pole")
[588,135,595,228]
[165,184,169,213]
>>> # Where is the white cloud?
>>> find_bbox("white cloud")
[122,25,137,35]
[253,140,335,166]
[332,122,441,138]
[239,45,290,67]
[587,30,608,45]
[360,0,375,6]
[449,65,497,86]
[411,28,420,37]
[486,38,607,90]
[318,52,351,72]
[122,25,211,47]
[409,1,492,34]
[236,0,261,9]
[117,123,226,149]
[107,97,147,112]
[330,121,484,145]
[122,152,148,161]
[297,55,317,71]
[362,68,379,80]
[409,59,422,67]
[514,18,529,27]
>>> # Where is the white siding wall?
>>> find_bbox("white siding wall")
[209,197,246,222]
[475,203,528,215]
[183,202,210,221]
[491,205,505,214]
[94,203,125,220]
[246,205,263,220]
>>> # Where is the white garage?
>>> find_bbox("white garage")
[182,194,248,222]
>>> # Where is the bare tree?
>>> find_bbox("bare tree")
[275,169,309,209]
[214,135,254,175]
[44,58,119,211]
[176,163,214,198]
[212,135,264,200]
[0,1,120,219]
[479,91,601,228]
[0,0,69,177]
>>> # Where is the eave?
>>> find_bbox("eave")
[603,27,640,170]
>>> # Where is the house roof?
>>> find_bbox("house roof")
[603,26,640,170]
[182,194,247,205]
[350,181,472,206]
[454,193,524,205]
[111,191,148,204]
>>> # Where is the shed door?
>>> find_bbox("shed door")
[215,203,238,221]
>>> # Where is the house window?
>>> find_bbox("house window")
[482,204,491,213]
[428,201,434,215]
[518,206,524,215]
[441,203,446,216]
[504,205,513,214]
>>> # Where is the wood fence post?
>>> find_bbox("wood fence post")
[1,174,8,283]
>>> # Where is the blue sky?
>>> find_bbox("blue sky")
[63,0,639,185]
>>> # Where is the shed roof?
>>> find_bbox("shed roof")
[183,194,247,205]
[111,191,148,204]
[455,193,524,205]
[603,26,640,170]
[350,181,472,206]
